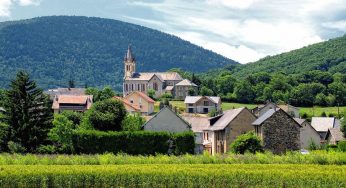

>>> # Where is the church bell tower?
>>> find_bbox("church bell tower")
[124,44,136,78]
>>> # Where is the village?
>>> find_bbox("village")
[47,46,344,155]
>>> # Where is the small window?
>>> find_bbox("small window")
[204,101,209,106]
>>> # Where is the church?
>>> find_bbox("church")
[122,45,197,99]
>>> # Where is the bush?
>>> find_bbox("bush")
[121,114,145,131]
[72,130,194,155]
[173,132,195,155]
[61,111,83,127]
[230,132,263,154]
[36,145,57,154]
[48,114,75,153]
[7,141,26,154]
[337,141,346,152]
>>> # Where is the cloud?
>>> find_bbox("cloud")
[206,0,258,10]
[0,0,41,17]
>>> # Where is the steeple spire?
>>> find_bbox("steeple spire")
[124,44,135,61]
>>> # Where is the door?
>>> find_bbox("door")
[203,108,208,113]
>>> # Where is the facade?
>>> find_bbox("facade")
[113,96,141,114]
[203,108,256,155]
[142,106,191,133]
[124,91,155,115]
[325,128,345,145]
[52,95,93,113]
[174,79,198,99]
[252,102,299,118]
[122,46,196,98]
[184,96,221,114]
[311,117,340,139]
[252,109,301,154]
[182,115,210,154]
[294,118,321,149]
[45,88,86,100]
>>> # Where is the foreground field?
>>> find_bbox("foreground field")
[1,151,346,165]
[169,101,346,117]
[0,164,344,187]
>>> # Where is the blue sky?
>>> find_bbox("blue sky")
[1,0,346,63]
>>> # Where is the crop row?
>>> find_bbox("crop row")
[1,151,346,165]
[0,164,344,187]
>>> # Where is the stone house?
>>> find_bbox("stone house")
[294,118,321,149]
[182,115,210,154]
[174,79,198,99]
[52,95,93,113]
[124,91,155,115]
[252,108,301,154]
[203,107,256,155]
[184,96,221,114]
[252,102,299,118]
[113,96,141,114]
[122,45,196,98]
[325,128,345,145]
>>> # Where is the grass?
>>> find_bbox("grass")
[167,100,346,117]
[0,164,345,187]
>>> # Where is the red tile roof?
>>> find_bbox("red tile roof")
[113,96,141,111]
[128,91,155,103]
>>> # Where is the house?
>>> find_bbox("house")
[311,117,340,139]
[203,107,257,155]
[294,118,321,149]
[122,45,196,98]
[45,88,86,100]
[325,128,345,145]
[123,91,155,115]
[252,102,299,118]
[142,106,191,133]
[52,95,93,113]
[184,96,221,114]
[182,115,210,154]
[113,96,140,114]
[252,108,301,154]
[174,79,198,99]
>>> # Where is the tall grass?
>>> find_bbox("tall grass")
[0,151,346,165]
[0,164,344,187]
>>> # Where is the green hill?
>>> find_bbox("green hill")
[0,16,237,90]
[231,34,346,77]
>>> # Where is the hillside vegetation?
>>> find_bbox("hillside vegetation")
[0,16,237,89]
[232,34,346,76]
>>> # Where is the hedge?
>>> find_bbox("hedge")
[72,130,195,155]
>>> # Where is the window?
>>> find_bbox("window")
[125,84,128,92]
[188,104,193,106]
[130,98,134,104]
[204,101,209,106]
[138,84,140,91]
[153,82,158,91]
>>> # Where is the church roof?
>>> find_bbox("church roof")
[176,79,197,86]
[126,72,182,81]
[124,45,135,61]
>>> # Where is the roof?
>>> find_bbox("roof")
[207,108,245,131]
[125,72,182,81]
[311,117,337,132]
[278,104,299,111]
[113,96,140,111]
[124,44,135,61]
[176,79,197,87]
[293,118,306,125]
[327,128,345,142]
[252,109,276,125]
[52,95,93,109]
[184,96,220,104]
[125,91,155,103]
[165,86,174,91]
[182,116,210,132]
[45,88,86,99]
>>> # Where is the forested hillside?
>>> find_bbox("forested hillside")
[232,34,346,77]
[0,16,237,90]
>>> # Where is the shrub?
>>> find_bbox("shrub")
[230,132,263,154]
[72,130,194,155]
[337,141,346,152]
[7,141,26,154]
[36,145,57,154]
[85,99,127,131]
[173,132,195,155]
[121,114,145,131]
[48,114,75,153]
[61,111,83,127]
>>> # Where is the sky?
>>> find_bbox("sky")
[0,0,346,63]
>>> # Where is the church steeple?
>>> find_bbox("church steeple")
[124,44,136,78]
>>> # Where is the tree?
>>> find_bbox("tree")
[85,99,127,131]
[233,80,255,103]
[61,111,83,127]
[200,86,213,96]
[191,73,201,86]
[289,83,325,106]
[216,74,236,95]
[85,87,115,102]
[230,131,263,154]
[188,88,196,96]
[0,71,53,152]
[121,114,145,131]
[328,82,346,105]
[147,89,156,100]
[48,114,74,152]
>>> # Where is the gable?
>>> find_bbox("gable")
[143,107,191,133]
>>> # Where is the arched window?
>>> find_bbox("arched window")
[125,84,128,92]
[153,82,158,91]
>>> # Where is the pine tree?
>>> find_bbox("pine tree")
[1,71,53,152]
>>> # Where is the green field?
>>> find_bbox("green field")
[168,101,346,117]
[0,164,345,187]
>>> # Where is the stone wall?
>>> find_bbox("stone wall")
[262,110,300,154]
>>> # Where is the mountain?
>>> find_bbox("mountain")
[231,34,346,77]
[0,16,237,90]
